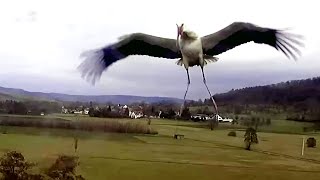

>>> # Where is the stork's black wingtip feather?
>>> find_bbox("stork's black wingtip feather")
[273,28,305,61]
[77,48,107,86]
[277,30,305,44]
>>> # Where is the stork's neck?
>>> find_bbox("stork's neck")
[179,34,198,46]
[181,30,198,40]
[178,36,201,52]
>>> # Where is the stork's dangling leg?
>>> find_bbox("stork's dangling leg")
[184,69,191,101]
[180,68,190,116]
[201,66,218,114]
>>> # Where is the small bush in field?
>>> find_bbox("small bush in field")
[228,131,236,137]
[0,151,44,180]
[244,127,258,150]
[45,155,84,180]
[306,137,316,148]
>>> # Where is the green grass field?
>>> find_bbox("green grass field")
[0,114,320,179]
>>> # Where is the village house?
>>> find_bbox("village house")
[129,106,144,119]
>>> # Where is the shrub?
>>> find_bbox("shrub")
[0,151,44,180]
[208,119,218,130]
[45,155,84,180]
[244,127,258,150]
[228,131,236,137]
[306,137,316,148]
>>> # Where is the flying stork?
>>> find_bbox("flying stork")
[78,22,304,115]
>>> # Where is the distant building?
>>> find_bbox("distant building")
[129,106,144,119]
[158,110,162,118]
[215,114,233,123]
[61,106,68,114]
[84,108,89,115]
[129,111,143,119]
[74,110,83,114]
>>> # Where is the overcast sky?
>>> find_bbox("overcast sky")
[0,0,319,100]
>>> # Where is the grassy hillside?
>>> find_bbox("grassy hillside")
[0,116,319,180]
[0,92,18,101]
[0,91,54,102]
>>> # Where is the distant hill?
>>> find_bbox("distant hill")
[0,86,184,104]
[212,77,320,106]
[0,92,18,101]
[2,76,319,106]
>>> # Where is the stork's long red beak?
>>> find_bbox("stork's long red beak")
[176,24,181,39]
[176,23,184,37]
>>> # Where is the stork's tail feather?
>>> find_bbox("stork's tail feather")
[203,55,219,65]
[176,56,218,66]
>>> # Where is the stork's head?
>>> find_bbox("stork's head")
[176,23,184,39]
[176,23,198,40]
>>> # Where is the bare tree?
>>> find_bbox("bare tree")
[244,127,258,150]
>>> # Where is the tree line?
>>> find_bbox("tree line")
[88,106,129,118]
[87,104,192,120]
[0,100,61,115]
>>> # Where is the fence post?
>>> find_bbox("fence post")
[301,136,305,156]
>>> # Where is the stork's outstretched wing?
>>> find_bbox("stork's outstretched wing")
[78,33,180,85]
[201,22,304,60]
